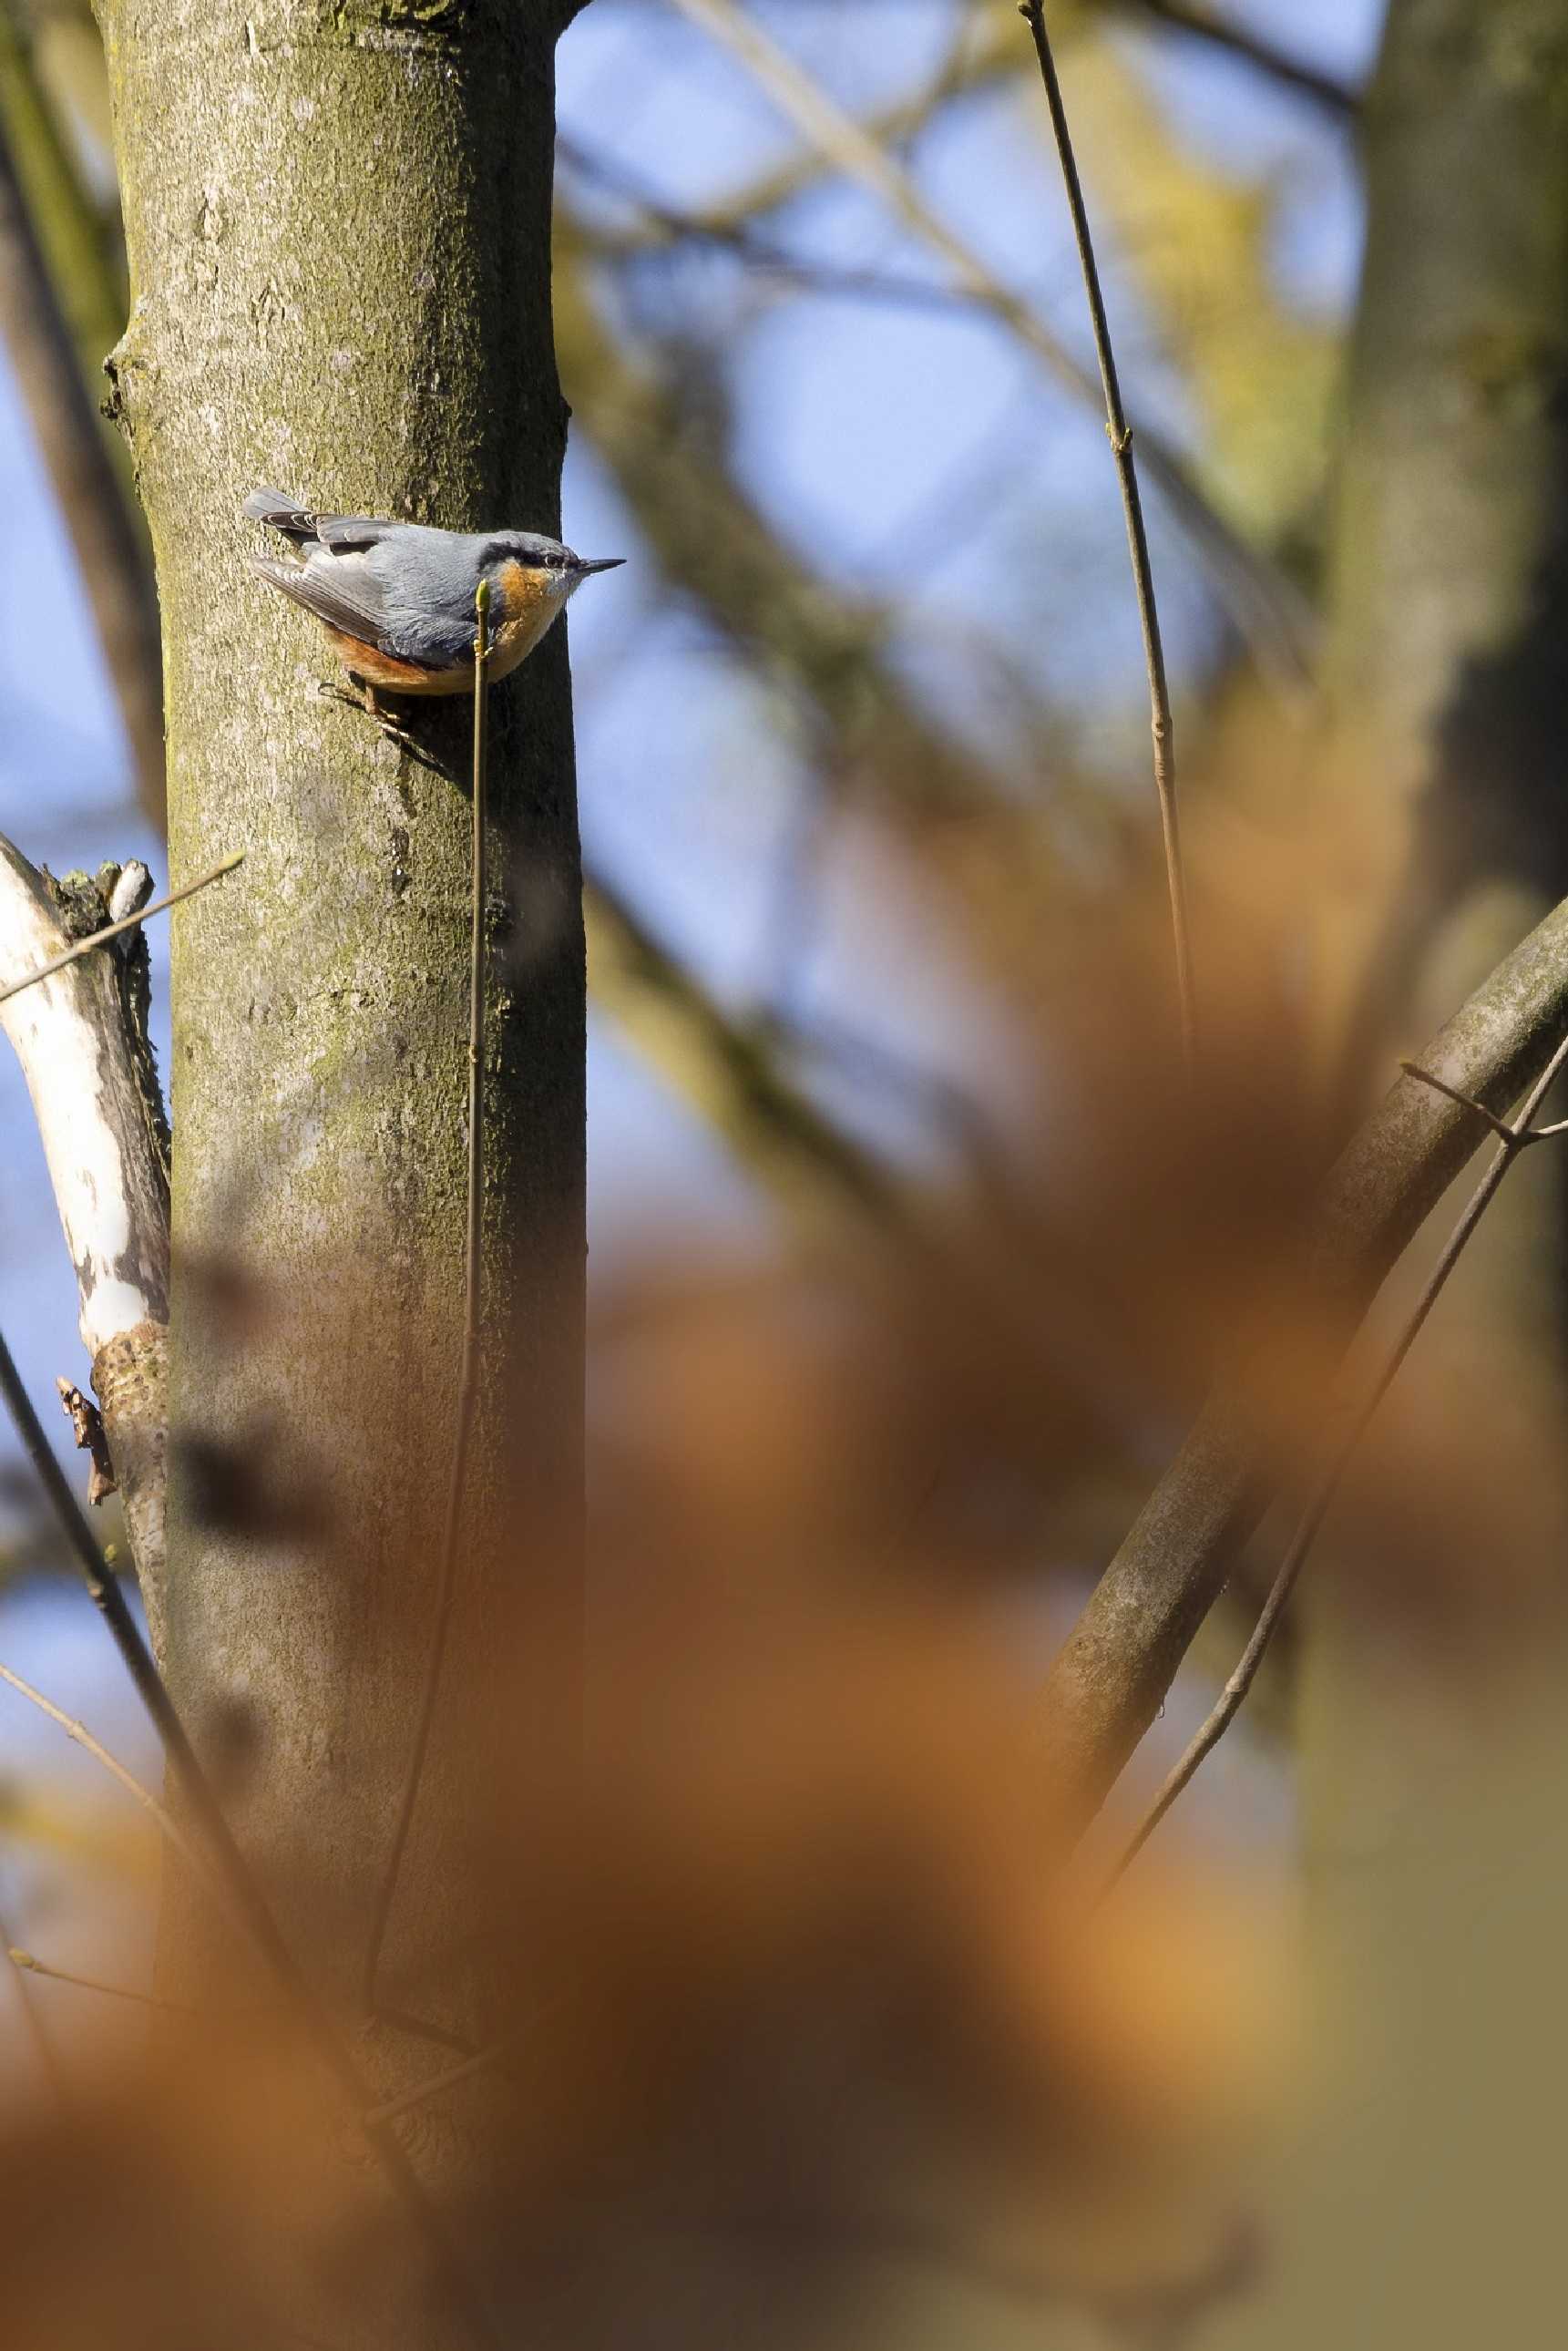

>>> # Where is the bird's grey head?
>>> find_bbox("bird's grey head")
[483,531,624,600]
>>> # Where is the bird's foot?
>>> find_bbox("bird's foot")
[316,679,446,774]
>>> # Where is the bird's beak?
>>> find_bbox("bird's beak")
[572,556,625,576]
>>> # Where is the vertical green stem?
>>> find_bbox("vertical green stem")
[364,582,492,2012]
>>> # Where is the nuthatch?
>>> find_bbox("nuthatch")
[243,487,623,703]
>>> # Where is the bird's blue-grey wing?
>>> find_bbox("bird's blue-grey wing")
[251,552,401,655]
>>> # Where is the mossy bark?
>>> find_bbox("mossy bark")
[97,0,585,2134]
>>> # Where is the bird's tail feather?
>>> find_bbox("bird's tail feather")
[242,487,316,539]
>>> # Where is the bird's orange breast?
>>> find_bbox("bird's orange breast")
[326,560,562,697]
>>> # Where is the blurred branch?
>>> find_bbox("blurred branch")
[1112,1032,1568,1878]
[0,102,163,826]
[585,865,900,1219]
[1042,891,1568,1821]
[564,131,1043,321]
[362,2026,531,2129]
[665,0,1317,692]
[0,1654,213,1885]
[0,1902,61,2099]
[6,1945,194,2011]
[0,0,124,369]
[0,1325,507,2351]
[661,5,1025,236]
[1020,1,1192,1068]
[1102,0,1359,119]
[556,236,996,815]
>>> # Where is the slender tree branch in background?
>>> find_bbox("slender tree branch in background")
[555,243,1004,816]
[0,1324,504,2349]
[661,5,1024,238]
[0,1654,220,1894]
[0,1903,62,2101]
[1104,0,1359,120]
[563,131,1056,319]
[1040,891,1568,1821]
[0,108,163,828]
[1111,1029,1568,1881]
[5,1945,196,2012]
[362,2024,534,2130]
[1020,0,1193,1073]
[0,0,126,363]
[585,864,900,1220]
[665,0,1317,693]
[0,851,241,1008]
[364,583,493,2013]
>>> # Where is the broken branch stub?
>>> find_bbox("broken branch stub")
[0,834,170,1648]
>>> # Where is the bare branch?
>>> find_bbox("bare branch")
[585,866,899,1221]
[1020,0,1193,1069]
[665,0,1316,691]
[363,2024,536,2130]
[564,134,1034,319]
[0,1653,220,1894]
[625,9,1023,239]
[0,836,173,1627]
[1042,889,1568,1820]
[555,240,997,817]
[0,100,164,828]
[0,853,243,1009]
[1112,1028,1568,1877]
[1103,0,1359,119]
[5,1945,196,2013]
[0,1903,63,2099]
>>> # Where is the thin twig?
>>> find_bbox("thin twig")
[0,1656,217,1894]
[1110,1032,1568,1883]
[0,854,244,1008]
[0,1325,505,2348]
[1397,1059,1518,1144]
[0,1902,65,2099]
[5,1945,196,2012]
[1020,0,1193,1074]
[364,578,492,2011]
[665,0,1315,693]
[364,2024,529,2130]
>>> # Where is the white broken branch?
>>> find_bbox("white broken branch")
[0,832,170,1651]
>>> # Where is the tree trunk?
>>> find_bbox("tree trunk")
[96,0,586,2311]
[1322,0,1568,1079]
[1265,11,1568,2341]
